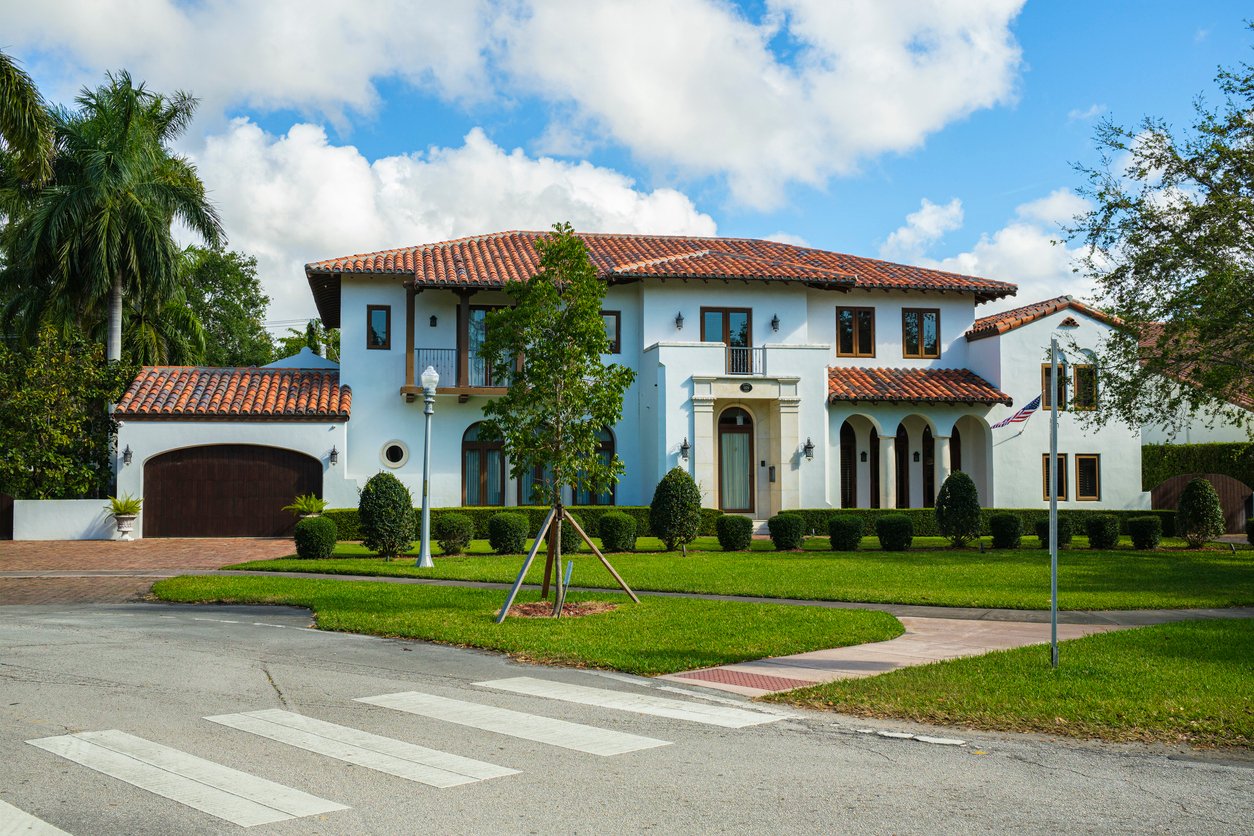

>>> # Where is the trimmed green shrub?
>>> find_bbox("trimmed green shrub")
[1142,442,1254,492]
[1034,517,1073,549]
[828,515,864,551]
[434,513,474,555]
[293,515,336,559]
[358,472,414,561]
[1085,514,1121,549]
[715,515,754,551]
[778,507,1176,539]
[767,514,804,551]
[1177,477,1225,548]
[487,512,529,555]
[934,471,981,547]
[1128,515,1163,550]
[599,511,637,552]
[876,514,913,551]
[988,513,1022,549]
[649,467,703,551]
[555,511,584,554]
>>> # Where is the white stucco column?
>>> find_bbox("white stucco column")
[855,424,871,508]
[934,435,952,496]
[777,397,801,512]
[879,434,897,509]
[908,429,924,508]
[692,396,716,508]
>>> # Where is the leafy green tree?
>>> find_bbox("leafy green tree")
[276,318,339,362]
[0,326,133,498]
[934,471,982,547]
[124,288,206,365]
[0,49,53,185]
[1176,477,1225,548]
[1067,40,1254,436]
[182,247,275,366]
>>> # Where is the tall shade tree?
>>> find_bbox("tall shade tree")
[1066,39,1254,437]
[0,49,53,185]
[2,70,222,362]
[181,246,275,366]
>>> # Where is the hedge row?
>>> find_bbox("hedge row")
[323,505,722,541]
[781,508,1178,538]
[1142,442,1253,491]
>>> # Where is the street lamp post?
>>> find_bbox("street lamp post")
[416,365,439,568]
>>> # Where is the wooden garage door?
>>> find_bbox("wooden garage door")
[144,445,321,537]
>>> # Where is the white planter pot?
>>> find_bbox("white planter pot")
[113,513,137,541]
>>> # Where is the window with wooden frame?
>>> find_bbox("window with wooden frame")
[837,307,875,357]
[366,305,391,350]
[1041,453,1068,501]
[1041,363,1068,411]
[701,307,752,347]
[1076,454,1101,501]
[462,422,505,506]
[1073,360,1097,410]
[601,310,621,354]
[901,308,940,358]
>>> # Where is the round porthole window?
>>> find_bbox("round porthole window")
[381,440,409,468]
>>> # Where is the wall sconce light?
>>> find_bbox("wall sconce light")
[860,451,868,463]
[329,445,339,466]
[675,311,684,331]
[802,438,814,460]
[771,314,780,332]
[913,451,921,463]
[680,437,690,461]
[122,446,133,466]
[429,315,438,327]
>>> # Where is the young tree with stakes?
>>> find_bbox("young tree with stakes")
[483,223,639,620]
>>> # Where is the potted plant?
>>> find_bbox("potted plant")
[106,494,142,540]
[282,493,328,518]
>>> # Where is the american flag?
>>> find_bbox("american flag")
[991,394,1041,429]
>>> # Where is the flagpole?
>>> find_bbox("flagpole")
[1049,337,1059,669]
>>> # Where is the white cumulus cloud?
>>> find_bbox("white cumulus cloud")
[879,198,964,262]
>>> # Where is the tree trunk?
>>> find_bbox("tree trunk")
[107,277,123,362]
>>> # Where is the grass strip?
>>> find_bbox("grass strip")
[768,619,1254,748]
[151,575,903,676]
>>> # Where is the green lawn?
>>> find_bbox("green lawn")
[768,619,1254,748]
[151,575,903,676]
[229,540,1254,611]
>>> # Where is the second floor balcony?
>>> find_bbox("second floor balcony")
[404,347,507,401]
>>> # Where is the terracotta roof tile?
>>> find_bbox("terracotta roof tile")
[1139,323,1253,411]
[116,367,351,421]
[827,367,1011,405]
[965,295,1121,341]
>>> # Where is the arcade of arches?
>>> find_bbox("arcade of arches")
[837,415,990,508]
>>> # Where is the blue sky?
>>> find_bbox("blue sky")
[2,1,1249,321]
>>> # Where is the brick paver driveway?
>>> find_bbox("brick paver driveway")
[0,539,294,604]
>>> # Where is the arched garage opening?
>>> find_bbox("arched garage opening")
[143,445,322,537]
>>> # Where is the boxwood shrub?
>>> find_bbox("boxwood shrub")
[767,513,805,551]
[598,511,637,552]
[1085,514,1121,550]
[650,467,703,551]
[556,511,584,554]
[1034,517,1073,549]
[827,515,864,551]
[358,472,413,561]
[779,508,1176,539]
[434,513,474,555]
[876,514,913,551]
[1128,515,1163,550]
[293,516,337,559]
[715,515,754,551]
[988,513,1021,549]
[487,512,529,555]
[1177,477,1225,548]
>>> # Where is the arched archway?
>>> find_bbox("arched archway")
[839,420,858,508]
[718,407,754,512]
[463,423,504,505]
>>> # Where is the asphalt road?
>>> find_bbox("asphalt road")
[0,602,1249,835]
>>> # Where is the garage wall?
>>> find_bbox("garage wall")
[13,499,120,540]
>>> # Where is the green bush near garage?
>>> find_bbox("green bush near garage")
[293,516,337,559]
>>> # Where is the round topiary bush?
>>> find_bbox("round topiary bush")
[358,472,414,561]
[487,512,529,555]
[828,515,864,551]
[294,515,337,559]
[988,513,1022,549]
[599,511,637,552]
[876,514,913,551]
[434,512,474,555]
[649,467,702,551]
[767,513,804,551]
[1085,514,1121,550]
[934,471,981,547]
[1177,477,1225,548]
[715,515,754,551]
[1034,517,1073,549]
[1128,515,1163,550]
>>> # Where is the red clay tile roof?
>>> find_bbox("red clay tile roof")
[117,367,351,421]
[827,367,1012,405]
[965,295,1121,341]
[1139,323,1253,411]
[306,231,1017,326]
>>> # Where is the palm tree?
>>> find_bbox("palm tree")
[0,49,53,184]
[3,71,222,361]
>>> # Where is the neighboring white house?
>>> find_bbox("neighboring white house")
[107,232,1154,538]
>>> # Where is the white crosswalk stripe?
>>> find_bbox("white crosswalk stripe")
[26,731,348,828]
[0,799,71,836]
[356,691,670,756]
[205,709,518,787]
[476,677,781,728]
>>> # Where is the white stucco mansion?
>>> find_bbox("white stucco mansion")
[111,231,1150,538]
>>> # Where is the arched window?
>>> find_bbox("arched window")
[839,421,858,508]
[895,425,910,509]
[1074,349,1098,410]
[572,428,616,506]
[463,423,504,506]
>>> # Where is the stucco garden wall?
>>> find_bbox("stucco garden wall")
[13,499,119,540]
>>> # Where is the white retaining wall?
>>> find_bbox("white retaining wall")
[13,499,123,540]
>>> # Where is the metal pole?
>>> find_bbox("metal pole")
[496,507,557,623]
[415,385,436,568]
[1049,337,1059,668]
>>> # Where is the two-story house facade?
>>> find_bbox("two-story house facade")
[112,232,1149,538]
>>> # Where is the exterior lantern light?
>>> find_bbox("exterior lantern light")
[329,445,338,466]
[416,365,440,569]
[771,314,780,332]
[802,438,814,460]
[429,315,438,327]
[680,437,691,461]
[122,446,133,466]
[913,451,921,463]
[675,311,684,331]
[860,450,868,463]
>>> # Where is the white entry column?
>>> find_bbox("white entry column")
[934,435,952,494]
[879,433,897,509]
[692,396,716,508]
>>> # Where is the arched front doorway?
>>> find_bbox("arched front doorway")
[718,407,754,513]
[463,422,504,506]
[839,421,857,508]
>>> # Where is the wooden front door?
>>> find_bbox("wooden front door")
[143,445,321,537]
[718,408,754,513]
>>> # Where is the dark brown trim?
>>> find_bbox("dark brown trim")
[700,307,752,346]
[404,286,416,389]
[461,422,505,506]
[901,308,940,359]
[1076,454,1101,501]
[1042,453,1068,501]
[717,407,755,513]
[456,291,472,387]
[601,310,622,354]
[366,304,392,350]
[836,306,876,357]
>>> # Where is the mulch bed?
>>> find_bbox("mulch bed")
[510,600,618,619]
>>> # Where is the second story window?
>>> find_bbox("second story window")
[701,308,751,347]
[1041,362,1068,411]
[1073,354,1097,410]
[837,307,875,357]
[902,308,940,358]
[601,310,621,354]
[367,305,391,350]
